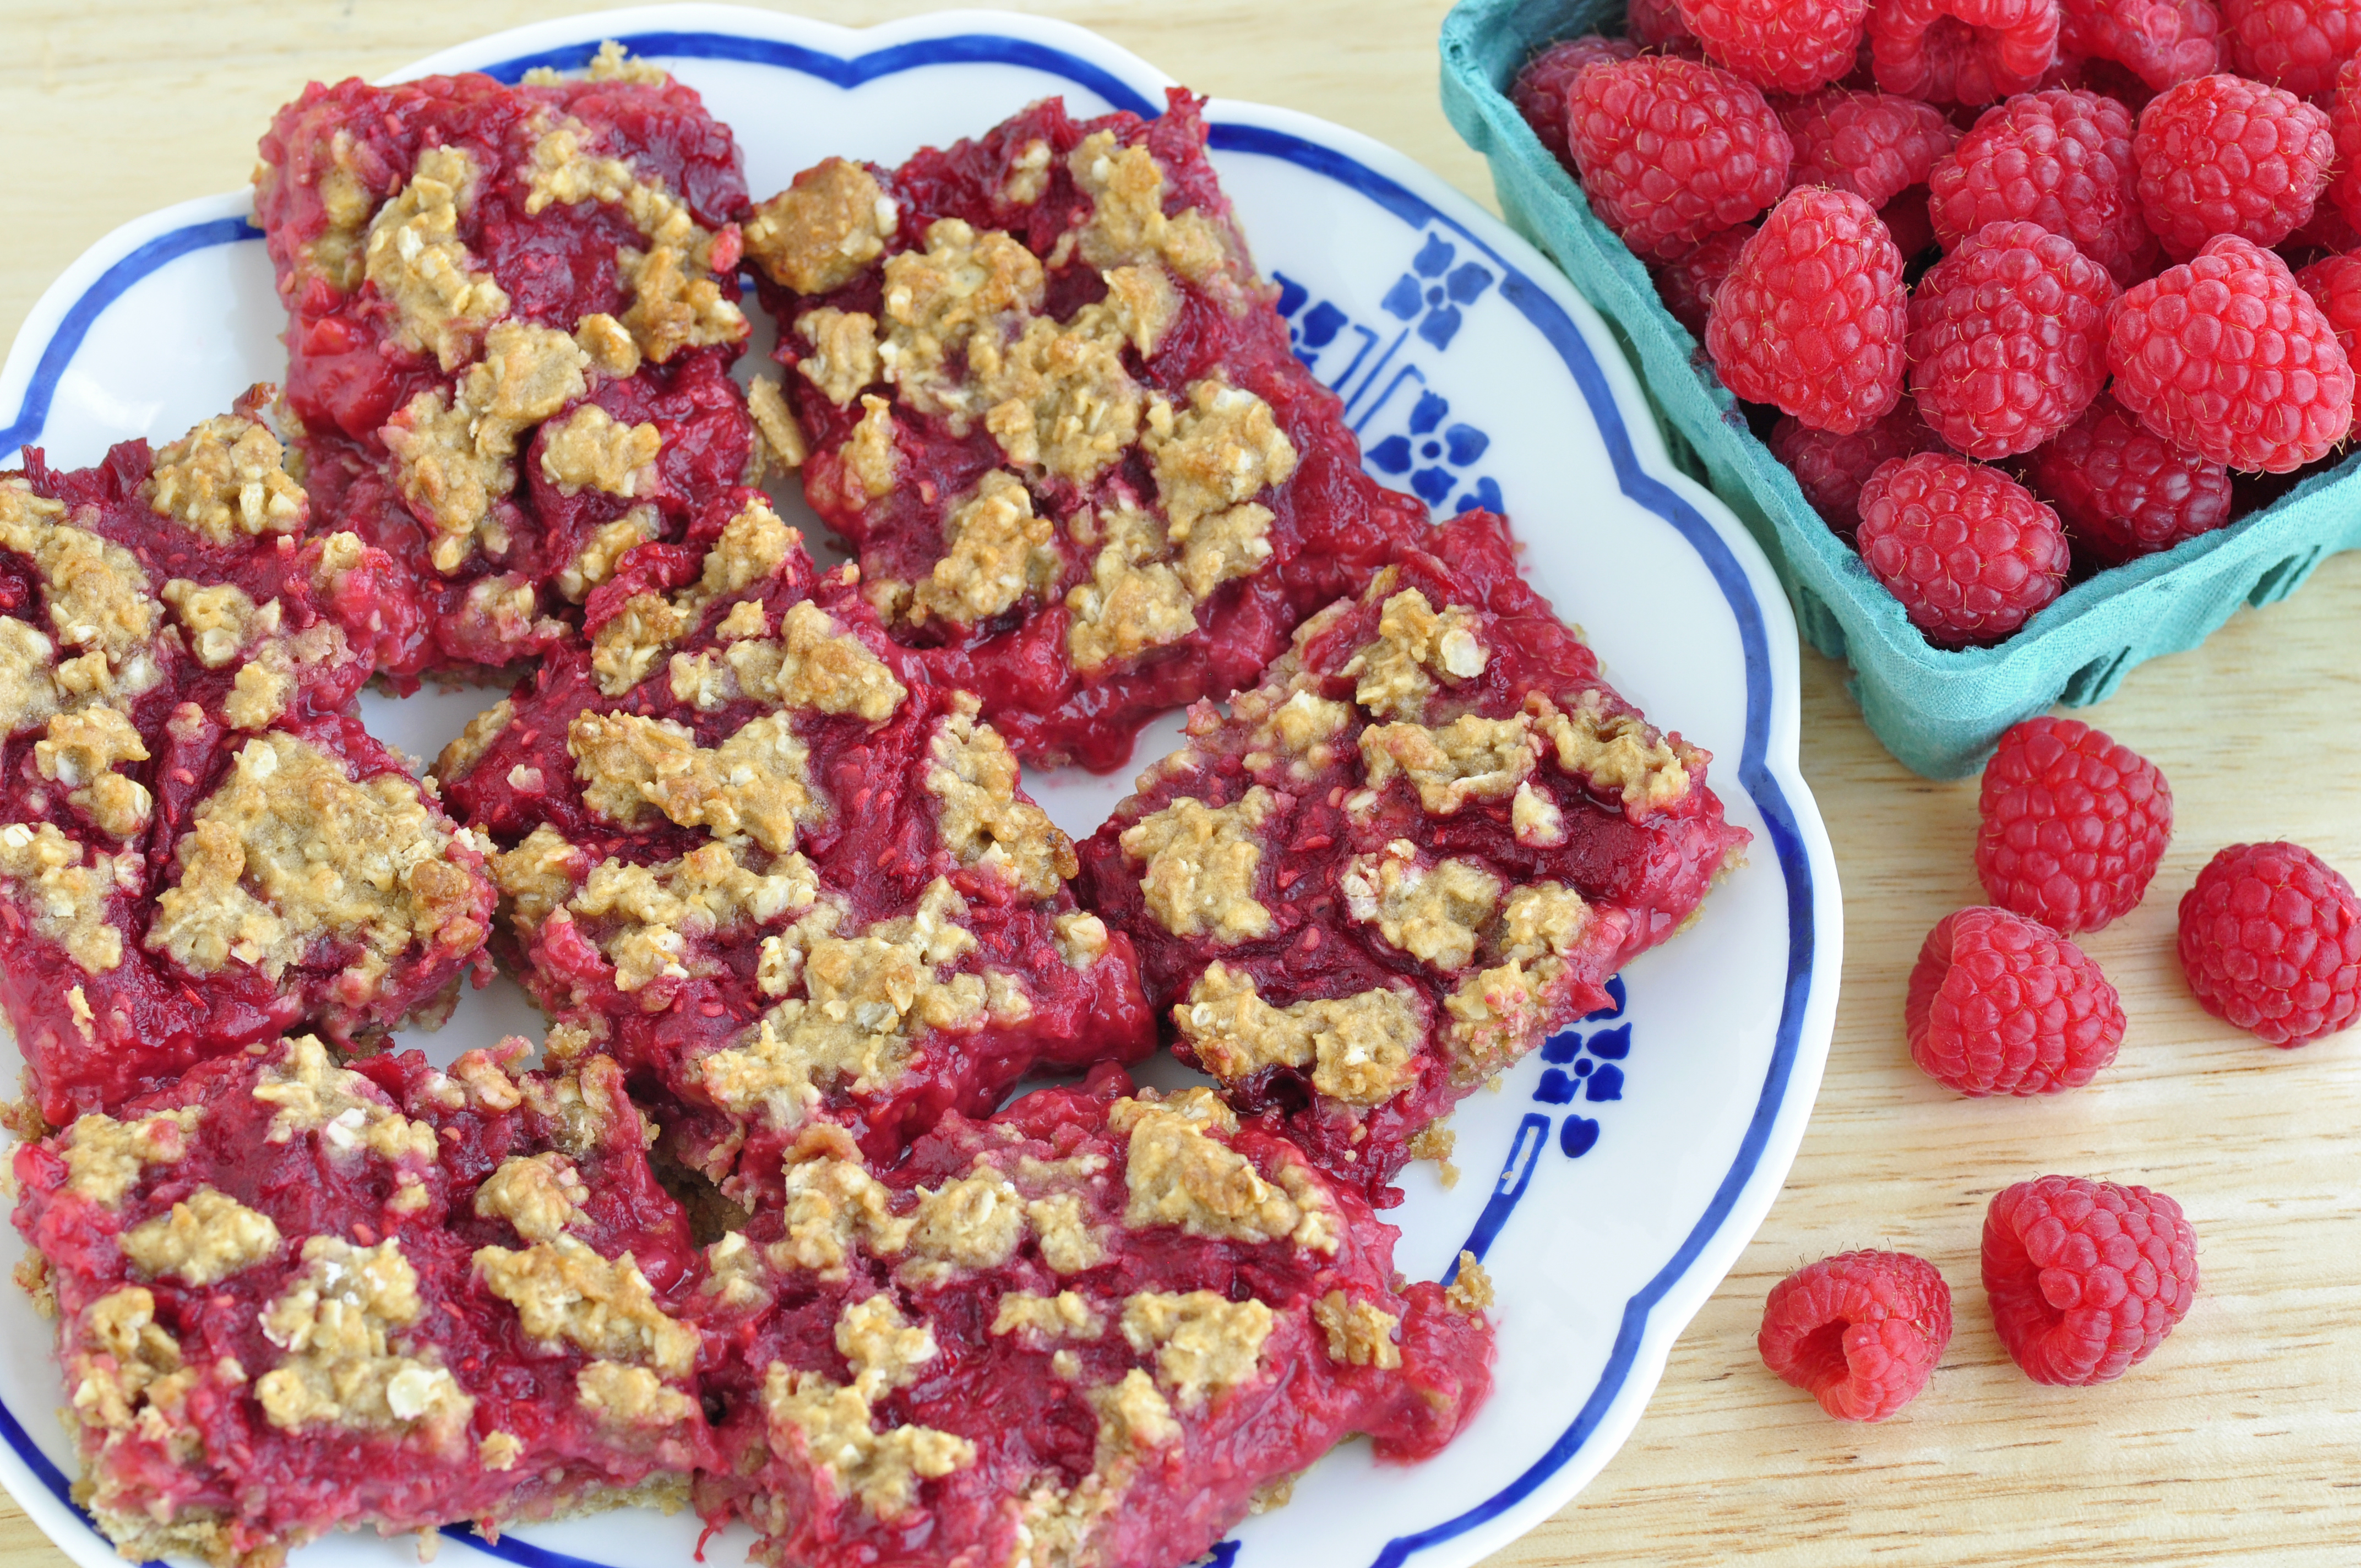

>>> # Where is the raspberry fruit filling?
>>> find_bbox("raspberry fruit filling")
[742,91,1430,772]
[254,45,758,679]
[1078,511,1750,1202]
[12,1036,711,1564]
[1,412,494,1126]
[433,497,1155,1199]
[688,1072,1495,1568]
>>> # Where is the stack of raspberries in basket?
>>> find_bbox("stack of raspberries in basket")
[0,44,1752,1568]
[1515,0,2361,648]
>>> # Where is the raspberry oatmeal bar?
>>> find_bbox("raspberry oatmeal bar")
[1077,511,1749,1201]
[12,1035,710,1563]
[689,1071,1494,1568]
[741,91,1429,771]
[1,411,494,1126]
[433,497,1154,1199]
[254,45,757,678]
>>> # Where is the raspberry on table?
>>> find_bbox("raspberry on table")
[2132,73,2335,260]
[1928,89,2159,287]
[1779,88,1962,206]
[2294,251,2361,356]
[1650,224,1755,335]
[1758,1250,1953,1420]
[1907,906,2126,1094]
[1868,0,2064,106]
[2058,0,2222,91]
[1767,406,1944,541]
[1907,220,2119,458]
[1976,716,2174,932]
[1855,452,2070,645]
[1705,187,1907,431]
[1565,56,1795,260]
[1512,35,1640,162]
[2178,841,2361,1046]
[2223,0,2361,97]
[1983,1175,2198,1385]
[1678,0,1873,93]
[2024,395,2234,565]
[2107,233,2355,472]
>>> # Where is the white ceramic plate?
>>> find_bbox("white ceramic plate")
[0,9,1842,1568]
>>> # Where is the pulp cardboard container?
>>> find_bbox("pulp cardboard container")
[1440,0,2361,778]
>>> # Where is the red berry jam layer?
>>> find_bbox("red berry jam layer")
[2,412,494,1126]
[11,1036,711,1564]
[1077,511,1752,1203]
[433,500,1155,1200]
[688,1070,1494,1568]
[254,46,757,680]
[742,90,1430,772]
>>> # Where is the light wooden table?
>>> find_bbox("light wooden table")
[6,2,2359,1563]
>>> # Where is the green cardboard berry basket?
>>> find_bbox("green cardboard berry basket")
[1440,0,2361,778]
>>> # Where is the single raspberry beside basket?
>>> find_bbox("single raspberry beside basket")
[2178,841,2361,1046]
[1759,1250,1954,1420]
[1907,906,2127,1095]
[1976,716,2173,932]
[1983,1175,2197,1385]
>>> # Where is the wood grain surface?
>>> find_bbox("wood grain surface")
[6,3,2359,1564]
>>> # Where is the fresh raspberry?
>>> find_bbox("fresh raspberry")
[1906,906,2127,1093]
[1629,0,1705,51]
[1780,88,1963,204]
[1513,35,1641,162]
[2178,841,2361,1045]
[1565,57,1796,260]
[2325,59,2361,235]
[1855,453,2069,644]
[1705,187,1907,428]
[2294,251,2361,356]
[1869,0,2064,105]
[1928,90,2159,286]
[2024,394,2234,564]
[2058,0,2222,91]
[2107,233,2355,472]
[1983,1176,2198,1385]
[1650,224,1755,335]
[1768,406,1944,540]
[1907,220,2119,457]
[1975,716,2174,931]
[2132,73,2335,260]
[1757,1251,1953,1420]
[1679,0,1873,92]
[2223,0,2361,97]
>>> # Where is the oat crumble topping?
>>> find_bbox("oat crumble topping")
[1066,132,1232,287]
[925,700,1075,899]
[1531,690,1699,815]
[761,1294,973,1519]
[1110,1091,1337,1253]
[1338,845,1503,971]
[60,1108,200,1205]
[118,1187,283,1286]
[564,839,823,994]
[0,481,166,707]
[474,1233,699,1375]
[365,146,510,372]
[0,820,129,973]
[1118,789,1275,943]
[1445,1252,1494,1314]
[146,731,482,992]
[1359,712,1539,815]
[539,404,663,497]
[569,710,820,854]
[1119,1291,1272,1408]
[746,374,808,471]
[1176,964,1423,1107]
[795,308,882,407]
[576,1359,699,1429]
[35,705,152,839]
[144,415,308,545]
[910,471,1059,627]
[744,159,898,296]
[1345,589,1488,721]
[249,1037,440,1162]
[1310,1292,1402,1370]
[256,1236,474,1440]
[991,1291,1103,1342]
[473,1153,591,1243]
[556,508,661,602]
